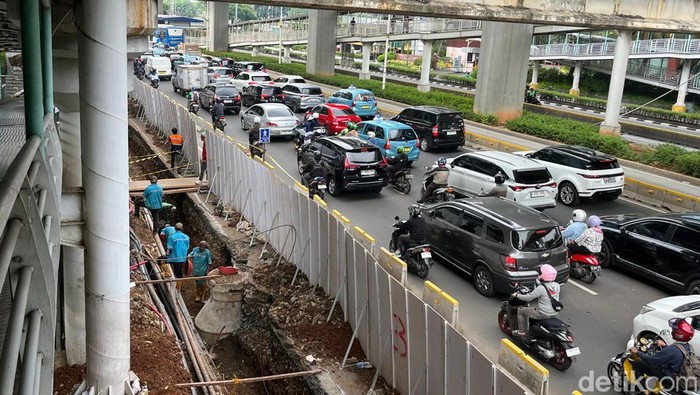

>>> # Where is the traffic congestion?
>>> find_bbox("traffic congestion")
[139,49,700,394]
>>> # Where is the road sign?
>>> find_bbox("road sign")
[259,128,271,143]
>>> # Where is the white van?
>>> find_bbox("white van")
[145,56,172,80]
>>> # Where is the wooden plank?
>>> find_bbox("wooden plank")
[129,177,199,193]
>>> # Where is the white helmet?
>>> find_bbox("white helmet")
[253,116,261,124]
[313,112,320,119]
[572,209,587,223]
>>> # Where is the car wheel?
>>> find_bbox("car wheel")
[558,182,580,206]
[606,361,625,392]
[327,177,341,197]
[686,280,700,295]
[292,101,300,113]
[240,118,247,131]
[598,239,615,268]
[473,265,494,297]
[419,137,433,152]
[637,331,658,344]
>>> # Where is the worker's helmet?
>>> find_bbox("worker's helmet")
[572,209,587,223]
[670,318,695,342]
[437,157,447,166]
[494,173,505,184]
[396,147,404,154]
[312,112,320,119]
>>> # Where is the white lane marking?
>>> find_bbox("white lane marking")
[620,196,667,213]
[568,279,598,296]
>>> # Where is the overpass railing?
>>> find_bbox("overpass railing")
[0,112,62,394]
[530,37,700,59]
[130,80,536,395]
[583,58,700,90]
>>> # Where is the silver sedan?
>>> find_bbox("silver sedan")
[240,103,301,139]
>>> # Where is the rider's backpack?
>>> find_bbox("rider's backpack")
[673,343,700,390]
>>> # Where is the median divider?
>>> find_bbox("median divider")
[634,180,667,208]
[661,188,699,212]
[464,130,528,153]
[423,281,459,325]
[498,338,550,395]
[253,155,275,171]
[622,177,640,200]
[377,247,406,285]
[352,225,376,255]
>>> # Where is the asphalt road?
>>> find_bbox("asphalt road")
[162,82,671,395]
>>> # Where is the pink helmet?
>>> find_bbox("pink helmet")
[538,264,557,282]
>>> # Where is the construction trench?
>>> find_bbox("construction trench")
[56,101,391,395]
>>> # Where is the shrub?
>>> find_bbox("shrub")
[377,52,396,63]
[413,58,422,67]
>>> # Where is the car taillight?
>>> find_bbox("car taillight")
[384,141,391,150]
[279,94,285,100]
[214,73,220,78]
[509,185,525,192]
[261,94,270,99]
[416,140,421,147]
[352,99,357,107]
[544,181,557,188]
[379,157,387,167]
[266,122,278,127]
[248,81,257,85]
[234,95,240,101]
[501,255,517,271]
[344,157,359,169]
[432,125,438,137]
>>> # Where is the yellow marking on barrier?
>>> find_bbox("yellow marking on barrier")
[331,209,351,224]
[353,225,376,244]
[294,180,309,192]
[501,339,550,376]
[465,131,528,151]
[379,247,407,270]
[424,281,459,307]
[313,195,328,208]
[572,391,583,395]
[236,142,247,151]
[226,135,235,141]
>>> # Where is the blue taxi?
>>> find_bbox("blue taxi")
[327,87,378,119]
[356,120,420,162]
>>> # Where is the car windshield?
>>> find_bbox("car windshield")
[355,93,375,102]
[252,75,272,82]
[216,88,238,96]
[347,149,382,163]
[388,128,417,141]
[586,159,620,170]
[512,227,562,252]
[437,113,463,128]
[331,107,356,116]
[303,87,323,95]
[513,169,551,184]
[267,108,294,117]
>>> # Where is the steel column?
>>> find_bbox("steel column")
[41,3,54,117]
[20,0,45,143]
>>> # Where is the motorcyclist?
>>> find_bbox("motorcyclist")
[186,87,200,104]
[302,151,325,199]
[304,112,321,132]
[570,215,604,255]
[512,264,560,339]
[339,122,358,137]
[393,204,426,256]
[211,98,225,125]
[562,209,588,245]
[417,157,449,203]
[629,317,694,393]
[148,68,159,85]
[249,116,263,158]
[373,113,384,121]
[479,173,507,198]
[134,58,145,74]
[386,146,409,182]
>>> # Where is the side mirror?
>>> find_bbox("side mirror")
[525,153,532,159]
[394,216,400,221]
[620,226,628,234]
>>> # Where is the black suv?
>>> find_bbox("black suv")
[599,213,700,294]
[198,83,241,114]
[232,61,266,76]
[241,85,285,107]
[297,136,388,196]
[392,106,465,152]
[422,198,569,296]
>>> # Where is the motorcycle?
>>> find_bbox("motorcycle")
[525,91,542,105]
[214,116,226,131]
[498,283,578,371]
[150,76,159,89]
[607,336,698,394]
[388,215,433,279]
[387,167,412,194]
[188,100,200,114]
[135,69,145,80]
[292,126,326,151]
[569,251,601,284]
[305,176,326,200]
[420,167,455,203]
[250,140,265,160]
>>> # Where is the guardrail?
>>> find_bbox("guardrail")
[130,80,536,394]
[0,113,62,394]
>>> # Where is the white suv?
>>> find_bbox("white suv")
[447,151,557,210]
[633,296,700,352]
[516,145,624,206]
[229,71,272,90]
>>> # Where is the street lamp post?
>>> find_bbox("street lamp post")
[381,15,392,90]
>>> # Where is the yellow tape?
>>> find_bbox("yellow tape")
[424,281,459,307]
[501,338,550,376]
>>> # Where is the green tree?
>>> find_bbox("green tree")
[229,4,258,22]
[163,0,206,18]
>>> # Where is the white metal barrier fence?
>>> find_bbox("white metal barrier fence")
[130,80,529,395]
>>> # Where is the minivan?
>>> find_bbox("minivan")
[356,120,420,163]
[392,106,465,151]
[146,57,173,80]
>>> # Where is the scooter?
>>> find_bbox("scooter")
[214,116,226,131]
[249,140,265,160]
[135,69,145,80]
[188,100,200,114]
[420,167,455,203]
[388,215,433,279]
[525,91,542,105]
[569,251,601,284]
[387,167,412,194]
[150,76,159,89]
[498,283,578,371]
[305,176,326,200]
[607,336,699,394]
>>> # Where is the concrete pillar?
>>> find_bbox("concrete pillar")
[600,30,632,136]
[53,32,86,366]
[529,61,539,89]
[360,42,372,80]
[251,46,261,57]
[673,60,693,112]
[77,0,130,392]
[570,61,582,96]
[195,270,250,344]
[417,40,433,93]
[341,43,353,68]
[283,45,292,63]
[306,10,337,77]
[207,1,229,52]
[474,22,534,123]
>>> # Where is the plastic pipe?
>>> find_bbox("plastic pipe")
[0,266,34,393]
[19,310,43,394]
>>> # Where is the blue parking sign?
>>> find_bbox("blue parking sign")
[259,128,271,143]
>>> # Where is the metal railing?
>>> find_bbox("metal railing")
[0,113,62,394]
[530,37,700,59]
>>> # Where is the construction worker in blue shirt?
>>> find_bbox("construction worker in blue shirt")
[140,176,163,232]
[160,223,176,244]
[189,241,213,302]
[167,222,190,290]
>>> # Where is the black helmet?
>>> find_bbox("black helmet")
[494,173,505,184]
[408,204,421,218]
[314,152,322,161]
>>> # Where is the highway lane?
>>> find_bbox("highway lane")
[162,84,672,394]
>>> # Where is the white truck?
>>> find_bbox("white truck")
[172,65,208,96]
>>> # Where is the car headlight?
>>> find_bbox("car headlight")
[639,305,655,315]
